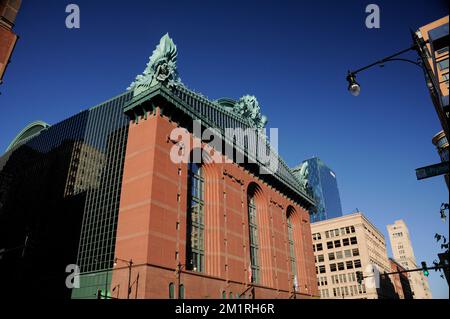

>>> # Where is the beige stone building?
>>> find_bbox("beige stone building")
[311,213,393,299]
[387,220,432,299]
[416,16,449,145]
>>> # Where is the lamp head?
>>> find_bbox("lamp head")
[347,72,360,96]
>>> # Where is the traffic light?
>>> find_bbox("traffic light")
[421,261,429,277]
[356,271,364,284]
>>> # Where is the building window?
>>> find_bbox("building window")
[346,261,354,269]
[169,283,174,299]
[436,46,449,55]
[438,59,449,70]
[316,243,323,251]
[325,231,330,239]
[338,262,345,271]
[352,248,359,256]
[222,291,226,299]
[336,251,343,259]
[319,265,326,274]
[350,226,355,233]
[248,195,260,283]
[344,249,352,258]
[334,240,341,248]
[354,259,362,268]
[328,252,335,261]
[350,272,355,282]
[343,238,350,246]
[179,284,185,299]
[287,211,297,281]
[350,237,358,245]
[317,254,325,263]
[330,264,337,272]
[187,162,204,272]
[327,241,333,249]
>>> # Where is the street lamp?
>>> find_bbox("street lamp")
[346,38,425,97]
[346,72,360,96]
[114,257,133,299]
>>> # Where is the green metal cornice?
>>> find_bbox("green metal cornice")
[5,120,50,153]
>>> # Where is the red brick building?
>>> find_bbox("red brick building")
[0,0,21,86]
[109,34,319,299]
[389,258,413,299]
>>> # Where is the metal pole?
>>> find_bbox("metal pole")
[362,265,448,280]
[350,45,417,75]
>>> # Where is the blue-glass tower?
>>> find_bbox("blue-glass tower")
[292,157,343,223]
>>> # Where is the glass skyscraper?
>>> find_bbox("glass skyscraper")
[0,91,133,299]
[292,157,343,223]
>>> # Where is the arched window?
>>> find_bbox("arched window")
[287,216,297,280]
[287,207,298,285]
[169,282,174,299]
[187,162,204,272]
[248,194,260,283]
[222,291,226,299]
[179,284,185,299]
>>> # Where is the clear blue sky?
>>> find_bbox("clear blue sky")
[0,0,448,298]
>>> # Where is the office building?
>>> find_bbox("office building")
[387,220,432,299]
[311,213,395,299]
[292,157,343,223]
[415,16,449,140]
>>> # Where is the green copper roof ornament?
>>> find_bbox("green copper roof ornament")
[233,95,268,129]
[297,161,309,190]
[128,33,182,96]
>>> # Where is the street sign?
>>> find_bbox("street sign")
[415,161,449,180]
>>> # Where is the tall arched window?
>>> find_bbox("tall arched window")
[169,282,174,299]
[287,214,297,281]
[287,206,298,286]
[248,194,260,283]
[179,284,185,299]
[187,162,204,272]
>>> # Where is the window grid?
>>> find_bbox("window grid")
[248,196,260,283]
[287,216,297,281]
[187,163,205,272]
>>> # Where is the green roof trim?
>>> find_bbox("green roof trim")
[5,120,50,153]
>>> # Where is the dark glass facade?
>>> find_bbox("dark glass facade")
[0,91,133,299]
[293,157,343,223]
